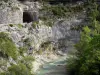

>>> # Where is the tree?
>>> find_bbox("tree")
[68,0,100,75]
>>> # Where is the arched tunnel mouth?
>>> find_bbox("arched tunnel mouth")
[23,12,34,23]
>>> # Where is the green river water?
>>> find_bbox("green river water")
[36,57,67,75]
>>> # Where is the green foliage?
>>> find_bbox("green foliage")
[18,46,35,72]
[40,2,84,18]
[40,4,68,18]
[68,27,100,75]
[36,49,43,54]
[0,32,18,59]
[47,21,53,27]
[51,4,68,18]
[20,56,35,70]
[18,24,23,29]
[39,16,47,21]
[36,41,52,54]
[9,24,14,27]
[86,0,99,28]
[39,2,84,27]
[12,6,20,11]
[0,59,7,70]
[39,4,67,27]
[75,26,91,58]
[71,5,84,13]
[38,41,53,54]
[68,1,100,75]
[40,41,51,49]
[0,63,32,75]
[0,33,34,75]
[23,38,31,47]
[0,0,9,2]
[71,25,84,31]
[32,21,39,28]
[39,0,81,4]
[19,47,27,56]
[78,35,100,75]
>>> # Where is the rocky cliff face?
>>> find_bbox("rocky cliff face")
[0,13,85,53]
[0,12,86,73]
[0,0,86,73]
[0,0,23,24]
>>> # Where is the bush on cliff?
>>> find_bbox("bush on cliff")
[68,0,100,75]
[0,32,18,59]
[1,63,32,75]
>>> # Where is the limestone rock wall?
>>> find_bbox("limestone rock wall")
[0,0,41,24]
[0,11,86,73]
[0,0,24,24]
[0,8,23,24]
[0,21,52,50]
[0,11,85,53]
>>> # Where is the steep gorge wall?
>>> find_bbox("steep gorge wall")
[0,12,86,61]
[0,0,86,73]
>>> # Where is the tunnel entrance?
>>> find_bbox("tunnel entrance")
[23,12,34,23]
[23,11,39,23]
[17,0,26,2]
[18,0,36,2]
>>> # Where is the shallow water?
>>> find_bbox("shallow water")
[36,57,67,75]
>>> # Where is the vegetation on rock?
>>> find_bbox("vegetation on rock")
[0,32,18,59]
[1,63,32,75]
[1,0,99,75]
[68,0,100,75]
[0,32,34,75]
[39,1,84,27]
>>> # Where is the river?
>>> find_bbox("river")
[36,57,67,75]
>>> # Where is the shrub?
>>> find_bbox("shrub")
[23,38,31,47]
[36,49,43,55]
[0,63,32,75]
[40,41,51,49]
[18,24,23,29]
[40,4,68,18]
[19,47,27,56]
[51,4,67,18]
[32,21,39,28]
[9,24,14,27]
[20,56,35,70]
[47,21,53,27]
[0,0,9,2]
[40,41,53,51]
[0,32,18,59]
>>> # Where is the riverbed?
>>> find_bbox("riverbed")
[36,57,67,75]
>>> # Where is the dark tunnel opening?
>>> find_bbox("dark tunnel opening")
[17,0,26,2]
[17,0,37,2]
[23,12,34,23]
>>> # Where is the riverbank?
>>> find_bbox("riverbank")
[31,51,65,73]
[36,56,67,75]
